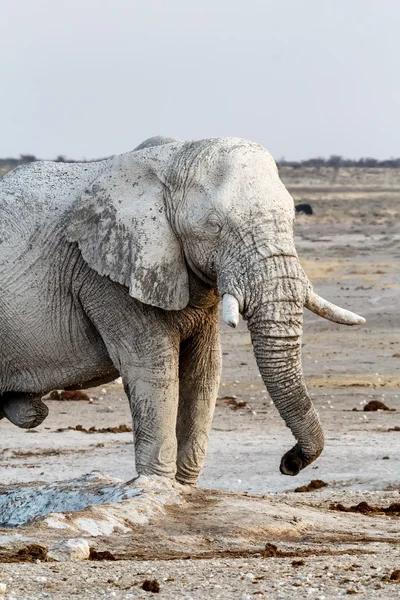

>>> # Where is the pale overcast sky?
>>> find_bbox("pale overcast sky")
[1,0,399,160]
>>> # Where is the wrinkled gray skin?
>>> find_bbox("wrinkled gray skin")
[0,135,355,483]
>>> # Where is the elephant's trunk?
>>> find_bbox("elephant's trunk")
[249,322,324,475]
[241,255,324,475]
[220,250,365,474]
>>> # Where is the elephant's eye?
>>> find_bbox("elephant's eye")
[206,216,222,235]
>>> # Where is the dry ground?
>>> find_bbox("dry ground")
[0,167,399,599]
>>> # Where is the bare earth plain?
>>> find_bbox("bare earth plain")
[0,166,399,599]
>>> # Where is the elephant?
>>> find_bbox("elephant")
[0,135,365,484]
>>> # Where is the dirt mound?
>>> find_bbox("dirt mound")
[49,391,91,401]
[330,501,400,516]
[294,480,328,493]
[363,400,395,412]
[56,424,132,434]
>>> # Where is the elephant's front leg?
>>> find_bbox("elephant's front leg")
[176,315,221,485]
[125,355,180,479]
[77,276,182,479]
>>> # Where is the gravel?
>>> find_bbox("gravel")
[1,552,400,599]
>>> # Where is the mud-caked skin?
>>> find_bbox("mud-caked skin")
[0,135,365,484]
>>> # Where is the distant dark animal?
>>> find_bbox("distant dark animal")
[295,203,313,215]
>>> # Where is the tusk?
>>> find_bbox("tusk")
[223,294,240,328]
[306,292,366,326]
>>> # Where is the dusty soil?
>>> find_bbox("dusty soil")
[0,167,399,598]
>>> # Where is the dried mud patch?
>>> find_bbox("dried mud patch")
[306,374,400,388]
[300,258,344,280]
[0,543,47,563]
[0,477,399,564]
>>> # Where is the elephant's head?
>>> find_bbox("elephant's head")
[67,137,365,476]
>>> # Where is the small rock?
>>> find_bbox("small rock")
[36,576,47,583]
[0,583,6,596]
[89,548,116,561]
[390,569,400,581]
[141,579,160,593]
[48,538,90,562]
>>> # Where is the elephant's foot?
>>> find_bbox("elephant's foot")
[175,476,198,487]
[0,393,49,429]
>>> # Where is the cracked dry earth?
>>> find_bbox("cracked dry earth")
[0,167,400,599]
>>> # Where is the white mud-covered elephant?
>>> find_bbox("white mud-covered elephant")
[0,136,365,484]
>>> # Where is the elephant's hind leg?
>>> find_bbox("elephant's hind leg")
[0,393,49,428]
[176,311,221,485]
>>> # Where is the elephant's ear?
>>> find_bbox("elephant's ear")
[65,151,189,311]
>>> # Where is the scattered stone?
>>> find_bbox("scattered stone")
[294,479,328,493]
[388,426,400,432]
[346,589,358,595]
[392,353,400,358]
[141,579,160,593]
[47,538,90,562]
[0,583,6,596]
[89,548,117,561]
[363,400,395,412]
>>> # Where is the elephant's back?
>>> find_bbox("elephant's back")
[0,159,109,216]
[0,159,110,263]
